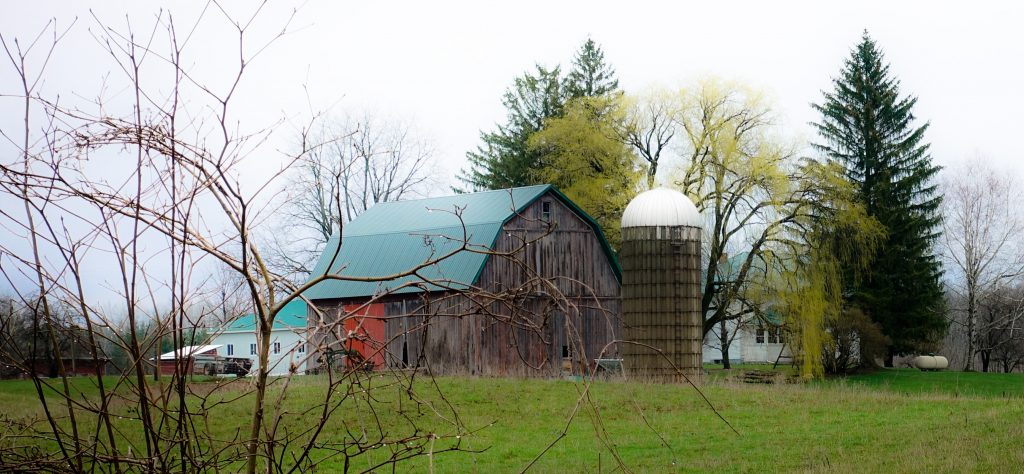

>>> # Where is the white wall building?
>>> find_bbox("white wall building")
[704,316,791,365]
[701,252,792,365]
[210,300,308,375]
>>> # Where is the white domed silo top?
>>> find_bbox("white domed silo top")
[621,188,701,228]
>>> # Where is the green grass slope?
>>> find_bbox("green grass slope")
[1,373,1022,472]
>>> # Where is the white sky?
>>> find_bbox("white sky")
[6,1,1021,175]
[2,0,1022,300]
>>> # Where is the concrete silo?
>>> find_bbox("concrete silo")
[619,188,703,383]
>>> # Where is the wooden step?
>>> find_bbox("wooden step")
[741,370,778,384]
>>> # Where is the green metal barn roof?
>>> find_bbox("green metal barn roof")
[302,184,620,301]
[222,299,307,332]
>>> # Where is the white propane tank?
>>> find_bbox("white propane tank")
[913,355,949,370]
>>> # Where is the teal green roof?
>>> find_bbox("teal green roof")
[223,300,307,332]
[303,185,620,301]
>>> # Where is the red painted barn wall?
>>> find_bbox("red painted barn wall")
[342,303,386,368]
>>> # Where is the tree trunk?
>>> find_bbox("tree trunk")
[884,349,894,368]
[980,350,990,372]
[964,286,976,371]
[858,327,877,368]
[247,319,272,474]
[719,319,731,369]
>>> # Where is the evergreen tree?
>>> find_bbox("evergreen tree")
[459,39,619,191]
[812,31,946,364]
[564,38,619,99]
[458,65,564,191]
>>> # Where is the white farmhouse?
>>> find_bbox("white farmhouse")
[210,300,308,375]
[703,317,791,365]
[700,252,792,365]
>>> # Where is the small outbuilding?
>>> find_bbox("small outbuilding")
[303,185,622,376]
[156,345,222,375]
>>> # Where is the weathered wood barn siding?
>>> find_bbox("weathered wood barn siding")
[308,190,621,376]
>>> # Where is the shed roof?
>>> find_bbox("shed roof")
[221,300,307,332]
[303,185,620,301]
[157,345,221,360]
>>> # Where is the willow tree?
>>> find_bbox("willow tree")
[622,89,681,189]
[528,94,641,248]
[771,161,885,378]
[670,80,793,348]
[663,78,884,376]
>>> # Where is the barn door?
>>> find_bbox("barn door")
[341,303,385,369]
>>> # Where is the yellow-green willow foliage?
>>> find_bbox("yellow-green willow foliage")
[772,161,885,378]
[528,94,642,248]
[664,79,799,363]
[621,78,881,378]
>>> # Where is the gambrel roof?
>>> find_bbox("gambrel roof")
[302,184,619,301]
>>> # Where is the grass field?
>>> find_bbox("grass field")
[839,368,1024,397]
[1,369,1022,472]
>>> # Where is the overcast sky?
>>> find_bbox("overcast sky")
[5,1,1021,177]
[2,1,1022,301]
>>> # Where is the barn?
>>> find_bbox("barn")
[303,185,622,376]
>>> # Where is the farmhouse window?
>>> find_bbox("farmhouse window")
[755,328,765,344]
[768,329,778,344]
[273,342,281,354]
[298,343,305,353]
[227,344,234,356]
[249,343,256,355]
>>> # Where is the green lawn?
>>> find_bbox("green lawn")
[837,368,1024,397]
[1,371,1023,472]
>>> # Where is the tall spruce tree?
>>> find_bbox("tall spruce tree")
[812,31,947,365]
[564,38,619,98]
[459,39,619,191]
[459,65,565,191]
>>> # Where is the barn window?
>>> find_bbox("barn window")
[227,344,234,356]
[249,343,256,355]
[298,343,305,353]
[755,328,765,344]
[541,201,552,221]
[273,342,281,354]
